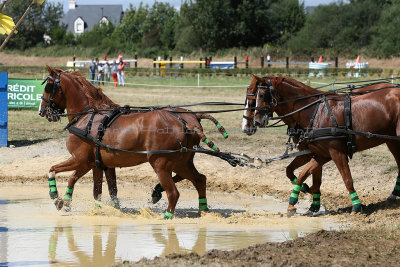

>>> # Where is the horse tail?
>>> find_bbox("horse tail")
[187,124,220,152]
[196,113,228,139]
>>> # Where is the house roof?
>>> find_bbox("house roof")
[60,4,123,32]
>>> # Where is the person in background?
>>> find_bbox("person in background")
[111,59,118,87]
[95,58,100,84]
[89,58,96,84]
[98,62,105,85]
[117,60,125,86]
[104,61,111,85]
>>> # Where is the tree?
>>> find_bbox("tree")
[0,0,63,49]
[287,1,382,56]
[371,1,400,57]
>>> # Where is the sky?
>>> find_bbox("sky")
[47,0,342,12]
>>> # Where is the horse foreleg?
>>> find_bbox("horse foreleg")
[303,165,324,216]
[151,175,184,204]
[48,157,81,209]
[176,161,208,212]
[330,149,360,214]
[62,168,91,212]
[287,157,326,217]
[104,168,120,209]
[386,141,400,200]
[286,155,312,194]
[151,159,179,219]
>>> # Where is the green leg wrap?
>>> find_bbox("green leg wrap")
[309,193,321,212]
[350,191,362,212]
[163,210,173,220]
[64,186,74,200]
[199,197,208,211]
[391,176,400,197]
[203,138,219,151]
[290,176,309,193]
[289,185,302,205]
[48,177,58,199]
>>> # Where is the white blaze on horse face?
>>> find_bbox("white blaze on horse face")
[38,99,43,115]
[242,100,249,131]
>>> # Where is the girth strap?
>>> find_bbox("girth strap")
[344,94,356,158]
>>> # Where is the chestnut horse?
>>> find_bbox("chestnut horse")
[243,75,400,215]
[242,79,393,215]
[39,66,225,219]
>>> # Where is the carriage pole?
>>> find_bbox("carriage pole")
[0,72,8,147]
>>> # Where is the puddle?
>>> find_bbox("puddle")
[0,184,346,266]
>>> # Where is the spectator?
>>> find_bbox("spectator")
[111,59,118,87]
[117,60,125,86]
[98,62,105,86]
[89,58,96,84]
[104,61,111,84]
[95,58,100,84]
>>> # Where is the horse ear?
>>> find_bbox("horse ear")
[252,74,262,82]
[46,65,53,74]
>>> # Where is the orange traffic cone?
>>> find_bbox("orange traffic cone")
[318,56,323,63]
[355,56,360,63]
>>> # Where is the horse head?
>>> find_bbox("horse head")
[242,75,279,134]
[241,75,259,135]
[39,65,66,122]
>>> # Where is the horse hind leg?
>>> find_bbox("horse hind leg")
[329,149,361,214]
[385,141,400,201]
[92,167,103,203]
[104,168,120,209]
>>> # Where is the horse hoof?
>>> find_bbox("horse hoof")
[387,194,397,202]
[49,192,59,200]
[287,208,297,217]
[63,205,71,212]
[111,199,120,209]
[63,199,72,212]
[351,211,360,215]
[198,207,210,214]
[151,190,162,204]
[54,198,64,211]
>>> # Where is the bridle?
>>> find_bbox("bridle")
[243,77,278,126]
[39,72,65,120]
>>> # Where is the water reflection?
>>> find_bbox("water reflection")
[48,225,118,266]
[152,226,207,257]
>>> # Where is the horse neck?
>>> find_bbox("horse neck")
[61,79,90,122]
[274,80,322,129]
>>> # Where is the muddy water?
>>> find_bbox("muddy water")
[0,184,345,266]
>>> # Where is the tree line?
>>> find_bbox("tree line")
[1,0,399,58]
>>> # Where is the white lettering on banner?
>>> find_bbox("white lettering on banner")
[7,84,36,92]
[7,93,42,101]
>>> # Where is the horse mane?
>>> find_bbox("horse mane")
[267,75,323,94]
[62,71,120,109]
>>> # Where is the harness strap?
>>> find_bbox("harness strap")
[307,99,322,130]
[63,106,91,130]
[323,97,338,127]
